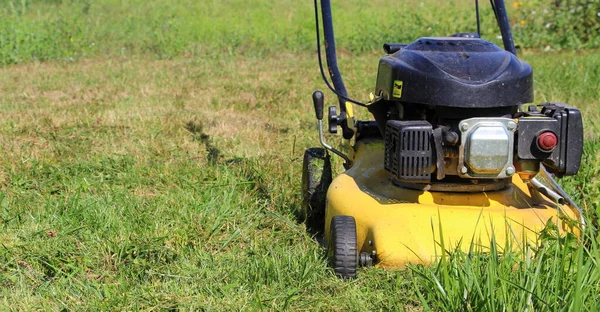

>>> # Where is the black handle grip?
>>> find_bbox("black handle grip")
[312,90,324,120]
[383,43,407,54]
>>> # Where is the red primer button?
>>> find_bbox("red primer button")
[537,132,557,151]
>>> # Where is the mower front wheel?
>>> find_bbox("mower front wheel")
[328,215,358,279]
[301,148,332,232]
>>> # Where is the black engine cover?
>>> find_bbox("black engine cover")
[375,37,533,108]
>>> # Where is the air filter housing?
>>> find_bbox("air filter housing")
[384,120,434,183]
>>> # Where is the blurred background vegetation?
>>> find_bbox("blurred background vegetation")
[1,0,600,66]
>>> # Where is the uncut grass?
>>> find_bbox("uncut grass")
[410,221,600,312]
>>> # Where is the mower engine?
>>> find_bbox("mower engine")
[370,37,584,190]
[305,0,586,278]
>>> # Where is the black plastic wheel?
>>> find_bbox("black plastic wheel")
[328,215,358,279]
[301,148,332,232]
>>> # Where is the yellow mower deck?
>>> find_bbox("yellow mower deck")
[324,139,582,268]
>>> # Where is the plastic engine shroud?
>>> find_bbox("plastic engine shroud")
[375,37,533,108]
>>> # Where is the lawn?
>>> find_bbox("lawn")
[0,0,599,310]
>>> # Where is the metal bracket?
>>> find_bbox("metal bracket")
[318,120,351,166]
[528,165,585,229]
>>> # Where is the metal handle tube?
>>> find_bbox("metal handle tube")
[319,0,354,139]
[492,0,518,56]
[319,0,348,104]
[318,120,351,165]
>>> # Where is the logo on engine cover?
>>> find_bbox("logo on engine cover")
[393,80,403,98]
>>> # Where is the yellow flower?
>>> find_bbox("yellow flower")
[519,20,526,25]
[513,1,523,8]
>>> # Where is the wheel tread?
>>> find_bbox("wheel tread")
[329,216,358,278]
[301,148,332,232]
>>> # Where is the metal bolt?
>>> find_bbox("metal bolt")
[460,122,469,132]
[372,250,377,256]
[368,240,373,246]
[507,121,517,131]
[459,166,468,174]
[360,252,373,267]
[505,166,515,176]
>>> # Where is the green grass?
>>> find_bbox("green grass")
[0,0,599,310]
[2,0,598,66]
[0,0,569,65]
[0,55,426,310]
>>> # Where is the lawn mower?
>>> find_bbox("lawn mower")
[302,0,585,279]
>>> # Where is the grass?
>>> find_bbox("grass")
[0,0,599,310]
[0,55,426,310]
[0,0,543,65]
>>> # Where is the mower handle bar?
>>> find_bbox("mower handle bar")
[316,0,518,120]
